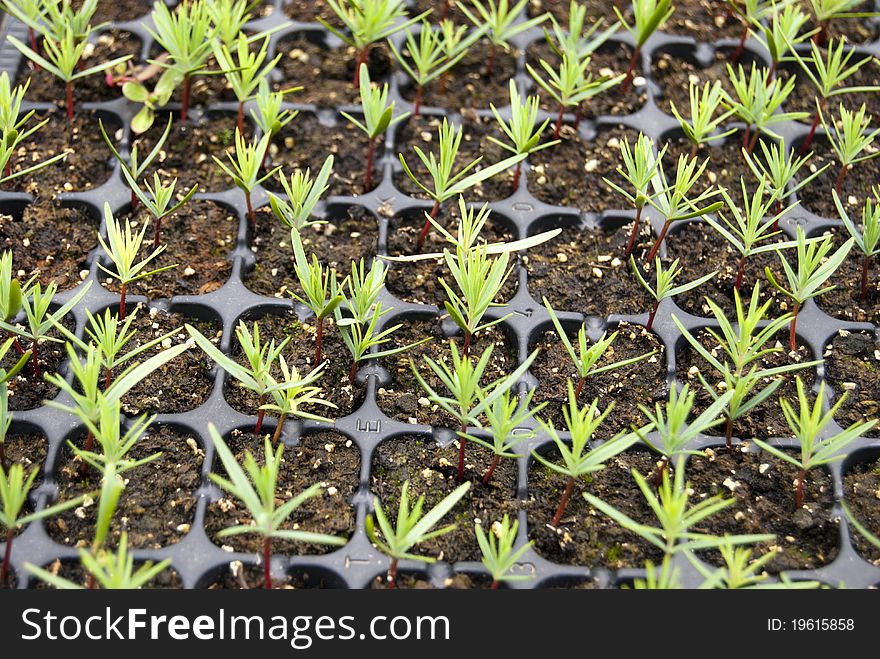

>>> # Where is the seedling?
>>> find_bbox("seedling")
[335,260,429,381]
[687,538,780,589]
[786,38,878,154]
[743,138,827,224]
[268,155,334,233]
[833,187,880,303]
[342,64,408,191]
[644,153,724,262]
[261,358,335,444]
[527,52,622,138]
[0,74,66,183]
[488,81,558,192]
[98,203,177,320]
[8,24,132,123]
[122,67,182,134]
[668,80,736,160]
[207,0,263,47]
[475,514,533,588]
[289,229,345,364]
[631,556,681,589]
[463,388,545,485]
[412,342,538,482]
[603,133,666,256]
[213,35,282,134]
[437,18,484,92]
[805,0,878,44]
[71,397,159,477]
[187,321,289,437]
[673,285,821,449]
[1,462,88,584]
[754,378,876,509]
[750,1,814,79]
[398,118,525,248]
[544,2,619,61]
[584,465,774,556]
[614,0,674,92]
[0,279,91,377]
[366,480,471,588]
[388,21,467,115]
[765,226,854,350]
[636,385,734,483]
[124,171,199,250]
[214,128,280,230]
[819,102,880,194]
[209,426,346,589]
[146,0,220,122]
[26,531,173,589]
[725,62,807,154]
[725,0,775,64]
[458,0,548,78]
[532,381,643,527]
[631,257,718,330]
[1,0,43,55]
[544,297,657,398]
[321,0,428,87]
[250,78,300,157]
[99,116,174,211]
[22,0,105,41]
[0,338,31,472]
[702,177,796,290]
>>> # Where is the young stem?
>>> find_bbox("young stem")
[741,125,751,152]
[130,188,138,212]
[646,298,660,331]
[482,454,500,485]
[387,558,398,589]
[512,159,522,193]
[835,164,848,195]
[550,476,576,527]
[353,48,370,87]
[731,24,749,64]
[65,81,74,124]
[119,283,128,321]
[83,430,94,453]
[861,254,871,304]
[2,528,13,585]
[553,103,564,139]
[246,190,256,234]
[573,105,581,131]
[263,536,272,590]
[574,375,586,400]
[800,98,825,155]
[485,44,496,79]
[254,398,265,437]
[272,414,287,445]
[440,0,450,20]
[645,220,671,263]
[457,422,467,484]
[416,200,441,250]
[621,46,640,93]
[0,442,6,474]
[795,469,806,509]
[236,100,245,136]
[314,316,324,364]
[29,339,39,378]
[689,141,699,160]
[152,216,163,251]
[462,331,471,358]
[364,139,376,192]
[767,60,777,82]
[746,127,760,154]
[789,301,799,352]
[625,205,643,256]
[180,73,191,123]
[490,579,499,590]
[734,255,747,290]
[413,85,423,117]
[104,367,112,391]
[652,457,668,487]
[724,416,733,450]
[349,360,359,383]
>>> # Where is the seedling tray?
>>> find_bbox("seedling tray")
[1,0,880,589]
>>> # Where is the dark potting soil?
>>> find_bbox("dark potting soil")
[392,113,517,203]
[377,319,517,427]
[796,136,879,219]
[246,205,378,298]
[813,227,880,325]
[15,30,141,105]
[805,16,880,45]
[663,220,783,318]
[370,434,519,563]
[101,200,237,299]
[283,0,345,26]
[527,449,664,568]
[111,306,217,416]
[263,113,379,198]
[687,446,839,571]
[0,200,98,291]
[204,430,359,555]
[223,309,362,419]
[8,111,118,195]
[526,125,641,212]
[384,205,517,306]
[275,36,391,107]
[3,431,48,514]
[90,0,156,24]
[529,322,668,437]
[823,330,880,439]
[676,329,818,440]
[136,112,243,192]
[3,315,75,411]
[843,456,880,564]
[524,40,648,119]
[371,572,493,589]
[411,0,470,24]
[784,55,880,125]
[524,220,655,317]
[526,0,623,24]
[48,424,203,549]
[32,560,182,589]
[661,0,750,41]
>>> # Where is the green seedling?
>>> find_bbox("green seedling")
[544,2,619,61]
[669,80,736,159]
[269,155,334,233]
[213,128,280,230]
[213,35,282,134]
[833,187,880,303]
[261,357,335,444]
[725,0,775,64]
[99,116,174,211]
[750,0,814,79]
[250,78,300,160]
[0,338,31,472]
[475,514,533,588]
[124,171,199,250]
[819,102,880,194]
[631,256,718,330]
[615,0,673,92]
[459,0,548,78]
[805,0,878,45]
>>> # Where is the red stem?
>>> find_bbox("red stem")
[314,317,324,364]
[861,255,871,304]
[625,205,643,256]
[742,125,751,152]
[512,160,522,193]
[237,100,244,136]
[462,331,471,358]
[800,100,825,155]
[65,81,74,124]
[724,417,733,450]
[246,191,256,233]
[574,375,585,400]
[365,139,375,192]
[2,528,13,585]
[349,360,359,383]
[622,46,639,94]
[83,430,94,453]
[153,216,162,251]
[490,579,499,590]
[387,558,398,589]
[104,367,112,391]
[181,73,191,123]
[482,454,500,485]
[795,469,805,509]
[413,85,423,117]
[119,283,127,321]
[646,299,659,332]
[272,414,286,445]
[573,105,581,131]
[416,201,441,250]
[353,48,370,87]
[29,340,39,378]
[835,165,848,195]
[486,45,496,79]
[553,104,564,139]
[789,301,799,352]
[731,24,749,64]
[263,536,272,589]
[646,221,671,263]
[550,476,576,527]
[254,402,265,438]
[734,255,747,290]
[130,188,138,212]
